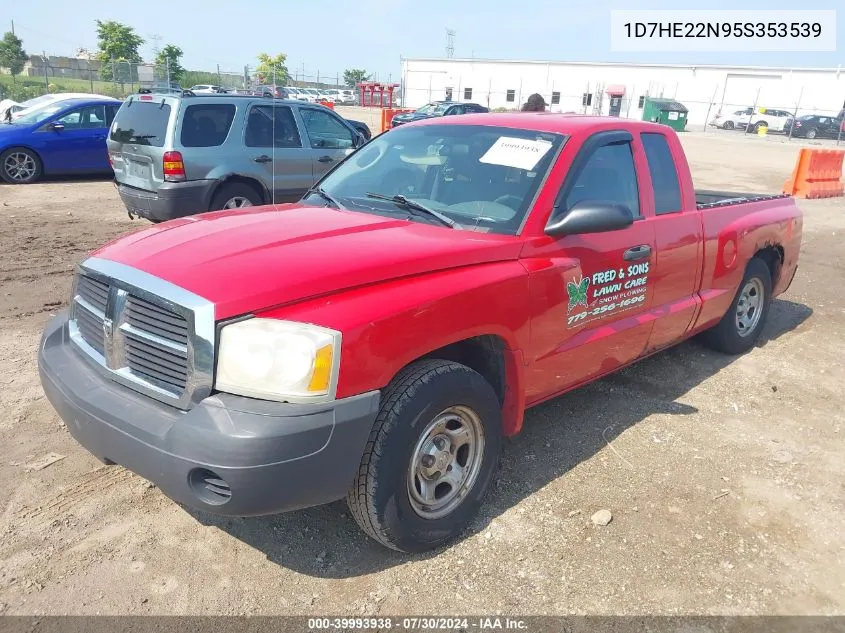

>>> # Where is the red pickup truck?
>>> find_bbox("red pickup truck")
[39,114,802,553]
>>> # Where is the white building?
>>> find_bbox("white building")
[400,57,845,127]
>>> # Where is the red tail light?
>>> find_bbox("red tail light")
[163,151,186,181]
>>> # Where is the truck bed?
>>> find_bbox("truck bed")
[695,189,791,209]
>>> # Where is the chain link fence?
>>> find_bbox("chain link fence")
[0,56,366,103]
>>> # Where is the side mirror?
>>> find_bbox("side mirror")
[545,201,634,237]
[51,122,65,131]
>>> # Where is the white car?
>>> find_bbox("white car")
[9,93,115,121]
[710,107,793,132]
[190,84,222,94]
[284,87,308,101]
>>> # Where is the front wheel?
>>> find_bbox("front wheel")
[700,257,772,355]
[1,147,42,184]
[806,128,818,139]
[347,359,502,552]
[723,121,735,130]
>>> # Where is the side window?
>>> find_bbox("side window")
[641,133,682,215]
[448,105,465,115]
[244,105,301,148]
[180,103,236,148]
[300,108,353,149]
[55,105,107,129]
[105,105,120,125]
[563,142,640,217]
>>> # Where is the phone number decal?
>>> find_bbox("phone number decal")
[566,261,650,328]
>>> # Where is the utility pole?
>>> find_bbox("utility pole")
[10,20,14,35]
[217,64,221,86]
[445,29,455,58]
[42,51,49,92]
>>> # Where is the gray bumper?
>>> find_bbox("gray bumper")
[116,180,215,222]
[38,313,380,517]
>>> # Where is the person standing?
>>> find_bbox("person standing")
[520,93,547,112]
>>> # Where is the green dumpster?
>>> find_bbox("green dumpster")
[642,97,689,131]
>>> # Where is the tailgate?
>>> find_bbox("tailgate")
[108,98,176,192]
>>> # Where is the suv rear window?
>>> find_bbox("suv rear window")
[110,101,172,147]
[180,103,236,147]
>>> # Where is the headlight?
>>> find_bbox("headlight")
[215,318,341,403]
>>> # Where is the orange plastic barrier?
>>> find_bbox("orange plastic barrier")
[379,108,414,133]
[782,148,845,199]
[318,101,335,110]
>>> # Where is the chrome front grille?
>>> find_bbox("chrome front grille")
[67,257,215,409]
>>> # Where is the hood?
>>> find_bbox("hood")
[93,203,522,320]
[394,111,432,122]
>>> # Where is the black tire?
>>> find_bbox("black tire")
[1,147,42,184]
[806,128,818,139]
[754,121,768,132]
[209,182,262,211]
[347,359,502,553]
[723,121,734,130]
[700,257,772,355]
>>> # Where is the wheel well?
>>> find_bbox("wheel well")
[754,245,784,285]
[211,175,267,205]
[418,335,507,406]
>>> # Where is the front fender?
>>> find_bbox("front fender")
[257,259,531,410]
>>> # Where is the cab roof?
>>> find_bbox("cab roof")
[407,112,676,136]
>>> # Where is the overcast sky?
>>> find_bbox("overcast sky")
[8,0,843,81]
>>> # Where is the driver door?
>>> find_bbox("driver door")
[522,131,657,403]
[297,106,356,179]
[40,104,109,173]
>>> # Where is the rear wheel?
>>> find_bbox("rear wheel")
[723,121,735,130]
[209,182,262,211]
[806,128,818,139]
[347,359,502,552]
[1,147,42,184]
[700,257,772,355]
[754,121,768,132]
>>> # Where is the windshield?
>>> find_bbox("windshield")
[312,124,566,235]
[416,103,442,115]
[11,102,68,125]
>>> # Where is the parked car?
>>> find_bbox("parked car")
[709,107,753,130]
[252,85,289,99]
[345,119,371,140]
[284,87,308,101]
[747,108,794,132]
[0,96,121,184]
[7,92,115,121]
[1,98,22,122]
[41,114,802,552]
[106,93,366,221]
[190,85,223,94]
[784,113,845,139]
[709,107,793,133]
[391,101,489,127]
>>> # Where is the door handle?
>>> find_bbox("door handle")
[253,155,272,164]
[317,155,334,163]
[623,245,652,261]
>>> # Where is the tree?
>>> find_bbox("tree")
[155,44,184,84]
[255,53,289,85]
[95,20,144,83]
[343,69,371,88]
[0,32,28,83]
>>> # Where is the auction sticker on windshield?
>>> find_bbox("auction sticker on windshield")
[566,260,650,328]
[480,137,553,170]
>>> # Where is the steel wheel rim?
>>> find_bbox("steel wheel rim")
[4,152,36,182]
[223,196,253,209]
[407,405,485,520]
[736,277,764,337]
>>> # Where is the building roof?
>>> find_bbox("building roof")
[401,56,845,74]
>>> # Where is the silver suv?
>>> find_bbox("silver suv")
[107,93,366,222]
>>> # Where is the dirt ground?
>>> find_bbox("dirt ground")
[0,127,843,617]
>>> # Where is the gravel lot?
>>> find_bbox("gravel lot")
[0,120,843,616]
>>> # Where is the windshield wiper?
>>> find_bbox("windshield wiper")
[305,186,343,209]
[365,192,456,228]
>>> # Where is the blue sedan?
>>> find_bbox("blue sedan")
[0,97,121,184]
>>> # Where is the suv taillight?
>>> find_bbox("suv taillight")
[163,151,186,182]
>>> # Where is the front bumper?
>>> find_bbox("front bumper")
[38,313,380,517]
[116,180,215,223]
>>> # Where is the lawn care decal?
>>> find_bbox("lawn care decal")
[566,260,650,327]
